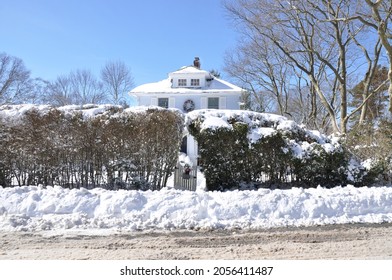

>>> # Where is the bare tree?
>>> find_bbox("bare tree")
[45,75,75,106]
[227,45,332,131]
[225,36,299,118]
[224,0,340,132]
[0,52,32,104]
[347,31,384,125]
[225,48,270,112]
[100,60,134,105]
[352,1,392,114]
[224,0,380,134]
[70,69,106,105]
[45,70,106,106]
[28,78,50,104]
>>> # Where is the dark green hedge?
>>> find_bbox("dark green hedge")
[188,111,366,191]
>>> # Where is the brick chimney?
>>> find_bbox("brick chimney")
[193,57,200,69]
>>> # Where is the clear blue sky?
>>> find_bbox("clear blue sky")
[0,0,238,88]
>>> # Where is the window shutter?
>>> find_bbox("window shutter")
[151,97,158,106]
[201,97,207,109]
[169,97,175,108]
[219,97,226,109]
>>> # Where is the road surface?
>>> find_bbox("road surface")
[1,223,392,259]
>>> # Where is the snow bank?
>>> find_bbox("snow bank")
[1,185,392,233]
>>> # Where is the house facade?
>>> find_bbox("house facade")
[130,58,244,168]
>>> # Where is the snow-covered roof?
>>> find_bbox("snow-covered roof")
[170,65,210,75]
[130,66,244,95]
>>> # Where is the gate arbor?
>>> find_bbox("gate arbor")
[174,163,197,191]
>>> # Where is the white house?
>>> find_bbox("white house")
[130,58,244,168]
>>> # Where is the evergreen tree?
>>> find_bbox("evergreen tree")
[350,65,389,124]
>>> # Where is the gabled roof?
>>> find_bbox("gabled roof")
[130,77,243,95]
[130,66,244,95]
[169,65,210,76]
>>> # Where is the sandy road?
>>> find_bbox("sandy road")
[1,223,392,260]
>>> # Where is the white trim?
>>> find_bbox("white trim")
[201,97,207,109]
[169,97,175,108]
[219,97,227,109]
[151,97,158,106]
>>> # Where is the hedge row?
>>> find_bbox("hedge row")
[0,105,183,190]
[187,110,366,191]
[1,106,371,191]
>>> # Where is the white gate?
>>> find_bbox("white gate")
[174,163,197,191]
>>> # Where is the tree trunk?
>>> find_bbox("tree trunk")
[388,68,392,114]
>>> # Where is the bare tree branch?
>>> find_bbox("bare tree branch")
[0,52,32,104]
[101,60,134,106]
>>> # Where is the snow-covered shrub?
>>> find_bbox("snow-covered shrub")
[187,110,366,190]
[250,132,292,184]
[347,120,392,184]
[191,122,251,190]
[0,104,183,190]
[290,143,348,187]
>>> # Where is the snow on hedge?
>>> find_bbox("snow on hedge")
[0,104,184,190]
[1,185,392,233]
[0,104,181,121]
[185,109,342,159]
[185,109,363,189]
[1,106,341,162]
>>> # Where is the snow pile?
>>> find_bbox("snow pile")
[1,185,392,233]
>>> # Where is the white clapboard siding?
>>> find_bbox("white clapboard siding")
[169,97,176,108]
[201,97,207,109]
[151,97,158,106]
[219,96,226,109]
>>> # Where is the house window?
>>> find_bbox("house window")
[208,97,219,109]
[178,79,187,87]
[191,79,200,87]
[158,98,169,108]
